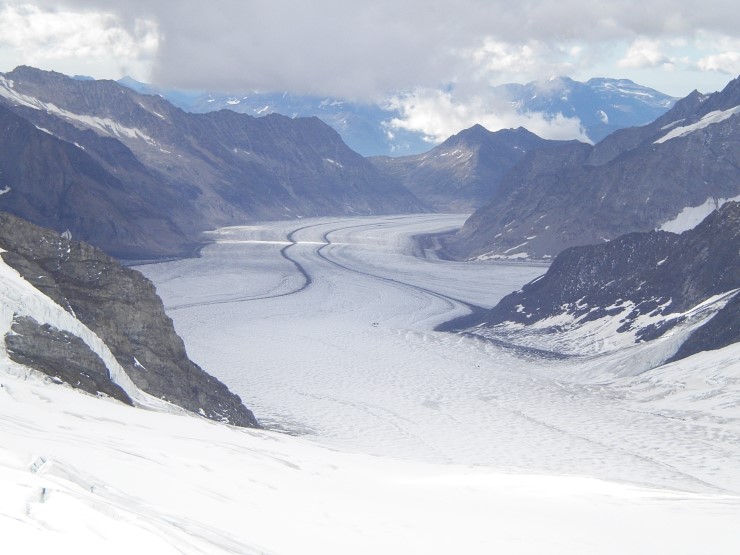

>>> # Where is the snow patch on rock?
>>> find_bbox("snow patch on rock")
[654,106,740,144]
[659,195,740,233]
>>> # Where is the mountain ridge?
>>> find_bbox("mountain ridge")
[447,202,740,368]
[119,74,677,156]
[0,66,424,259]
[448,74,740,261]
[371,125,579,212]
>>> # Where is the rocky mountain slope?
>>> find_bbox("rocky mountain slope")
[0,66,424,259]
[371,125,577,212]
[448,75,740,260]
[0,211,258,427]
[448,202,739,367]
[0,103,196,259]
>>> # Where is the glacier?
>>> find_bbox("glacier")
[2,214,739,553]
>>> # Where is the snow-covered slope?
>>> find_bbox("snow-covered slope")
[3,356,739,554]
[655,105,740,144]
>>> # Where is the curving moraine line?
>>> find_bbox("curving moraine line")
[166,215,479,314]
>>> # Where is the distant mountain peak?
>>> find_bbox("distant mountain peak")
[451,123,491,142]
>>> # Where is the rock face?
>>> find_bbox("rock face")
[0,66,424,259]
[5,315,134,406]
[449,75,740,260]
[450,202,740,364]
[0,104,195,259]
[0,211,259,427]
[371,125,576,212]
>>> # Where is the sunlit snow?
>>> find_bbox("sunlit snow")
[140,215,740,493]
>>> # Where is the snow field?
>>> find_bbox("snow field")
[1,368,739,554]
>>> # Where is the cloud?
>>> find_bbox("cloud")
[0,3,157,79]
[618,38,675,69]
[384,88,592,144]
[695,37,740,75]
[5,0,737,99]
[697,51,740,74]
[2,0,739,101]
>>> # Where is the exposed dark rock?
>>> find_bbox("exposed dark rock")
[0,104,195,259]
[5,315,133,405]
[668,294,740,363]
[453,202,740,363]
[0,211,259,427]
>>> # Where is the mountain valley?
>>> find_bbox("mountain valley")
[0,66,424,259]
[0,65,738,554]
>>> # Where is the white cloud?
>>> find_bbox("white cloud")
[698,51,740,75]
[695,36,740,75]
[1,1,739,99]
[384,88,592,144]
[618,38,675,69]
[470,40,540,75]
[0,3,158,80]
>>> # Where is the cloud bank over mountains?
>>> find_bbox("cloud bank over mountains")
[384,87,592,144]
[0,1,737,141]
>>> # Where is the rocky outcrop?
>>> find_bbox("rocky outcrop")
[5,315,133,405]
[448,75,740,260]
[0,211,259,427]
[450,202,739,364]
[668,293,740,362]
[371,125,575,212]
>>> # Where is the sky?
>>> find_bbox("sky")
[0,1,738,142]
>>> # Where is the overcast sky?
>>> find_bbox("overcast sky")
[1,1,738,141]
